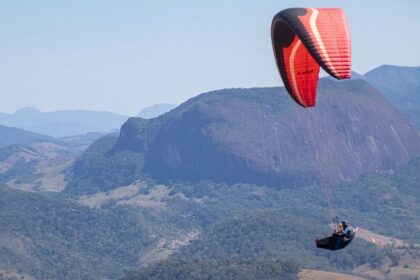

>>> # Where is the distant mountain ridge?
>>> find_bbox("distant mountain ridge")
[0,107,129,137]
[138,103,176,119]
[0,124,58,148]
[363,65,420,128]
[67,78,420,194]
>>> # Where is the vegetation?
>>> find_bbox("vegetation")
[132,157,420,278]
[0,186,153,280]
[121,259,299,280]
[330,157,420,243]
[2,155,420,279]
[174,209,384,271]
[65,135,145,195]
[0,158,39,184]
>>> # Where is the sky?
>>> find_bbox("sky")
[0,1,419,115]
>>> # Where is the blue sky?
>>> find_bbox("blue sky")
[0,1,419,115]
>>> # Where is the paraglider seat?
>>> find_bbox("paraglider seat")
[316,231,356,250]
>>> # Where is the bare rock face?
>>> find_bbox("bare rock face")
[111,79,420,188]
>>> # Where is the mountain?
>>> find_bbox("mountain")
[137,103,176,119]
[0,107,129,137]
[137,79,420,187]
[0,125,57,148]
[0,125,107,193]
[0,140,82,192]
[67,79,420,194]
[364,65,420,128]
[350,71,364,80]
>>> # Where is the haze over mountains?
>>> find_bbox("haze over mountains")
[0,107,129,138]
[0,104,176,138]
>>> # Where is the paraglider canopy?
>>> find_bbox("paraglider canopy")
[271,8,352,107]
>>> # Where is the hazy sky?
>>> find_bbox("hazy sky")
[1,1,419,115]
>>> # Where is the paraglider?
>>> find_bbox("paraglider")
[271,8,356,250]
[271,8,351,107]
[316,218,358,250]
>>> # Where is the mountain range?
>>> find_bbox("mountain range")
[0,104,177,138]
[1,64,420,280]
[0,107,129,138]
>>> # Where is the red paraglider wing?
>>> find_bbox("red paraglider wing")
[271,8,351,107]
